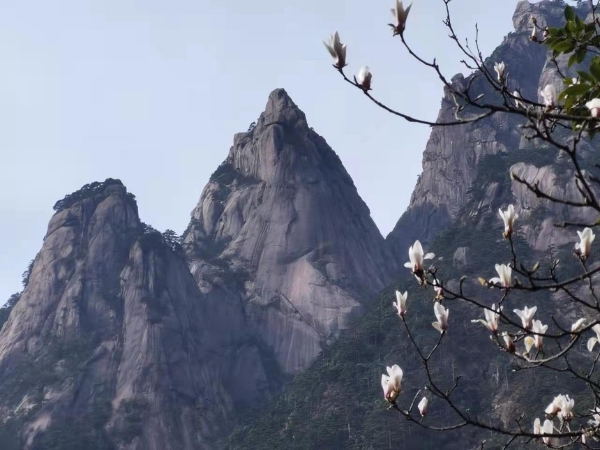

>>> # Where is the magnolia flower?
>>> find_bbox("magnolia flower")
[542,419,554,445]
[514,306,537,330]
[532,319,548,349]
[545,396,561,416]
[432,302,449,333]
[513,90,523,108]
[586,98,600,118]
[432,279,443,300]
[393,291,408,318]
[389,0,412,36]
[571,318,586,333]
[404,240,435,283]
[357,65,372,90]
[575,227,595,261]
[560,395,574,422]
[499,204,518,238]
[381,365,403,402]
[589,406,600,427]
[472,304,502,333]
[530,25,538,41]
[494,61,506,84]
[502,332,515,353]
[418,397,428,416]
[533,417,541,434]
[489,264,512,288]
[524,336,535,355]
[323,32,347,69]
[541,84,557,109]
[545,395,575,422]
[587,324,600,352]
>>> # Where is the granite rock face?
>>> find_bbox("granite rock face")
[0,181,252,449]
[385,0,559,258]
[183,88,395,376]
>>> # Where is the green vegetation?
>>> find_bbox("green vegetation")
[0,292,21,330]
[52,178,137,213]
[112,398,150,444]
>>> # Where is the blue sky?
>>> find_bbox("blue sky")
[0,0,531,302]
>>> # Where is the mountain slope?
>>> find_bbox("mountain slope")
[385,0,560,258]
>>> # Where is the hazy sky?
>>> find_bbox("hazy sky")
[0,0,533,302]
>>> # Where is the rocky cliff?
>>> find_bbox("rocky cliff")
[385,0,565,258]
[0,180,253,449]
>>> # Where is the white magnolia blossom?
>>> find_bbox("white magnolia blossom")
[532,319,548,349]
[545,396,561,416]
[418,397,428,416]
[494,61,506,84]
[432,302,449,333]
[586,98,600,118]
[393,291,408,318]
[524,336,535,355]
[542,419,554,445]
[530,25,537,41]
[571,318,586,333]
[533,417,541,435]
[575,227,595,261]
[513,90,523,108]
[404,240,435,282]
[472,304,502,333]
[545,395,574,422]
[390,0,412,36]
[357,65,372,90]
[323,32,347,69]
[432,279,443,300]
[589,406,600,427]
[502,331,515,353]
[489,263,512,288]
[514,306,537,330]
[381,365,403,402]
[541,84,557,108]
[587,324,600,352]
[560,395,575,421]
[498,204,518,238]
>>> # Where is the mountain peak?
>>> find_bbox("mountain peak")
[265,88,297,115]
